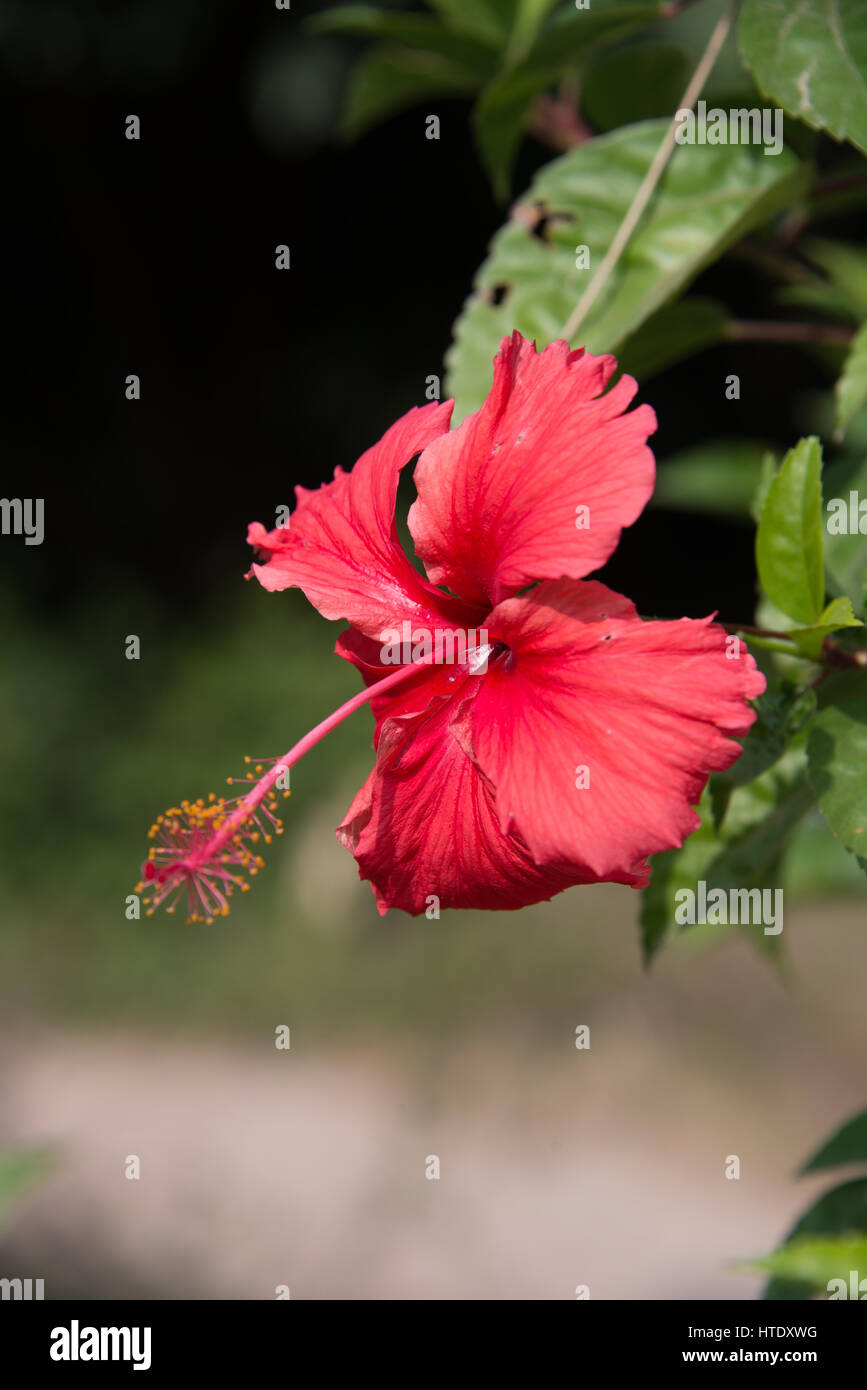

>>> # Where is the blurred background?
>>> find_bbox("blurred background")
[1,0,866,1299]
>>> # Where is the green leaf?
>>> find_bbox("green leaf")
[427,0,573,55]
[835,321,867,439]
[751,450,778,524]
[582,42,690,133]
[652,439,773,522]
[525,0,665,72]
[807,697,867,853]
[755,436,825,625]
[801,1107,867,1174]
[786,596,863,659]
[763,1177,867,1299]
[640,791,720,966]
[315,7,491,54]
[446,120,805,418]
[823,456,867,611]
[802,237,867,318]
[750,1233,867,1293]
[739,0,867,155]
[616,297,730,382]
[473,1,664,197]
[700,773,813,960]
[338,45,480,139]
[774,280,860,323]
[311,6,497,75]
[503,0,561,67]
[710,686,816,830]
[641,755,812,966]
[473,66,558,200]
[428,0,516,46]
[815,665,867,713]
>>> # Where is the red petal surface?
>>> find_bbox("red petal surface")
[409,332,656,608]
[471,580,766,880]
[248,402,481,639]
[337,685,644,915]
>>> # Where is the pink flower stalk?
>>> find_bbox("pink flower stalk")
[137,332,764,922]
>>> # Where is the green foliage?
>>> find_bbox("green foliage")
[318,0,668,194]
[835,321,867,437]
[710,687,816,827]
[640,756,812,967]
[642,406,867,963]
[802,237,867,316]
[755,437,825,625]
[640,789,720,965]
[615,297,730,382]
[445,121,804,417]
[750,441,863,649]
[808,699,867,855]
[652,439,772,522]
[787,596,863,660]
[473,2,666,196]
[645,429,867,967]
[823,457,867,610]
[581,42,689,133]
[313,6,492,138]
[752,1108,867,1298]
[739,0,867,154]
[337,47,479,138]
[751,1233,867,1289]
[801,1107,867,1173]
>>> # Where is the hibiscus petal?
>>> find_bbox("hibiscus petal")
[471,580,766,879]
[408,331,656,608]
[335,625,476,734]
[247,401,478,639]
[337,686,645,915]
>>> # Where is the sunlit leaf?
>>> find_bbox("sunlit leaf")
[786,596,863,660]
[749,1232,867,1293]
[763,1178,867,1299]
[446,120,805,418]
[755,436,825,625]
[740,0,867,154]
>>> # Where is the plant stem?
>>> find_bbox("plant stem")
[185,652,440,870]
[811,171,867,199]
[728,240,817,285]
[528,92,593,152]
[722,624,795,640]
[722,623,867,669]
[559,2,736,342]
[724,320,854,346]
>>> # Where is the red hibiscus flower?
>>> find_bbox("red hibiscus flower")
[239,331,765,916]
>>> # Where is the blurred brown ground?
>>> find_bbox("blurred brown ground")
[2,885,865,1301]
